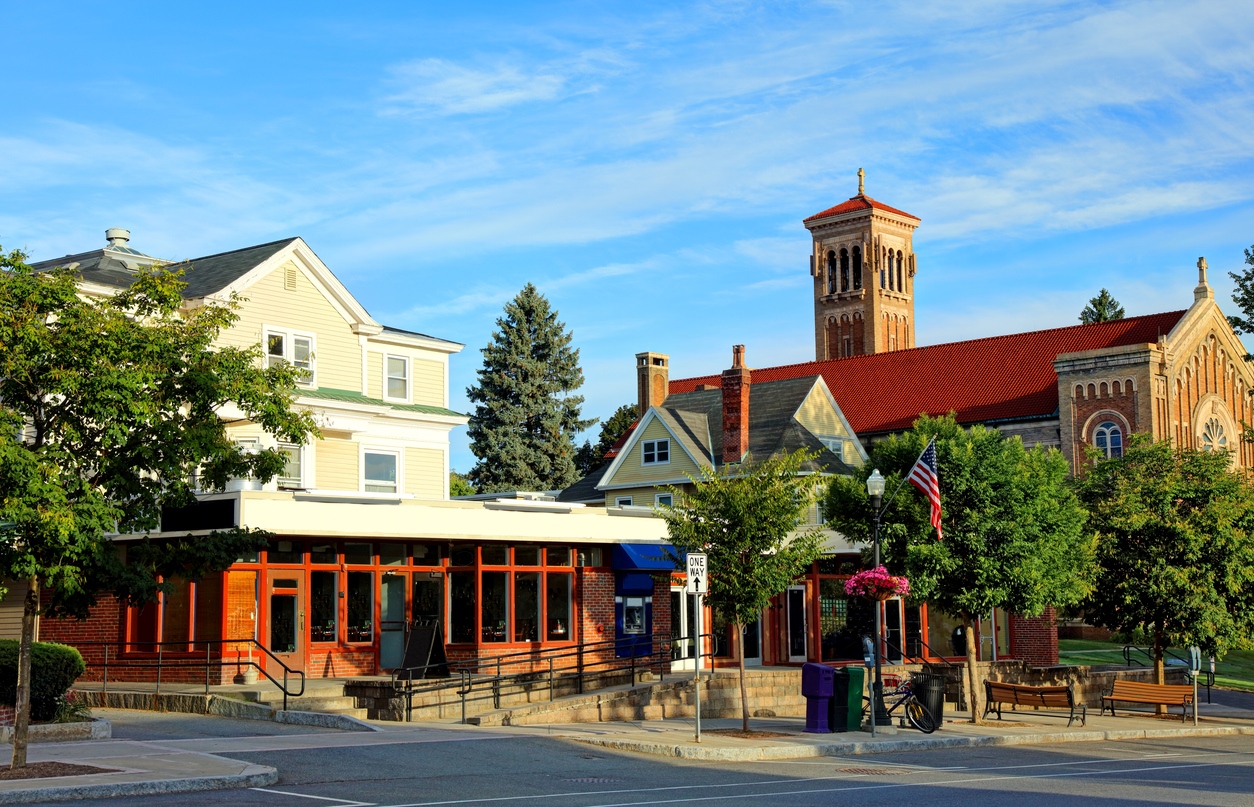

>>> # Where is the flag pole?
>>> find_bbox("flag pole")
[876,437,935,516]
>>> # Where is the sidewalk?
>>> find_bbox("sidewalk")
[0,740,276,804]
[539,706,1254,761]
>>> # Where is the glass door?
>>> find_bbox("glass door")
[266,574,304,675]
[670,588,698,671]
[412,572,444,629]
[380,573,407,670]
[742,616,762,667]
[884,599,904,664]
[787,587,808,662]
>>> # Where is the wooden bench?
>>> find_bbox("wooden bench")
[1101,680,1194,723]
[983,681,1086,727]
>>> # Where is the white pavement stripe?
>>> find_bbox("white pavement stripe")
[251,786,376,805]
[366,749,1254,807]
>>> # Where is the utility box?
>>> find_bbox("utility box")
[802,663,836,733]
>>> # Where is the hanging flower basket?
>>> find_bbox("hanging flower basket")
[844,566,910,602]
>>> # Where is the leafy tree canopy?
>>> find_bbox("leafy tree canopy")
[466,284,592,493]
[659,449,825,730]
[1074,436,1254,678]
[575,403,637,476]
[823,414,1092,722]
[449,471,476,497]
[1227,245,1254,360]
[0,247,316,765]
[1079,289,1125,324]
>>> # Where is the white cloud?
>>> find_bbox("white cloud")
[384,59,568,115]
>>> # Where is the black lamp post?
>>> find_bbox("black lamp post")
[865,469,886,736]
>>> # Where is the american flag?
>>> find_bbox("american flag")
[908,438,943,541]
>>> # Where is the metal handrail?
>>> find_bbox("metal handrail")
[71,638,306,710]
[1123,644,1214,703]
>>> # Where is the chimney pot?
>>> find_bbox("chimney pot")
[105,228,131,247]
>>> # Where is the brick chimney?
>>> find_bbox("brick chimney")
[721,345,750,464]
[636,352,670,415]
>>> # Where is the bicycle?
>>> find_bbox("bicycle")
[863,673,937,733]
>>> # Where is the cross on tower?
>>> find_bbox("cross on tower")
[858,167,865,196]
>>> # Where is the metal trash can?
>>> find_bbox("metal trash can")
[801,663,836,733]
[830,666,865,732]
[911,671,945,728]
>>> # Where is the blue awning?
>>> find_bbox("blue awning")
[612,543,680,571]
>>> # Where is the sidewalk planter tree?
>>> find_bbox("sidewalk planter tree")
[659,449,825,732]
[824,414,1093,724]
[1075,435,1254,695]
[0,248,316,768]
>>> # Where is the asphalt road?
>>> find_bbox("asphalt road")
[78,711,1254,806]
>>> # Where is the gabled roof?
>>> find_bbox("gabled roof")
[166,238,299,298]
[669,311,1187,436]
[805,194,919,223]
[556,463,610,503]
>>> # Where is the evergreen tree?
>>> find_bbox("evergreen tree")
[1226,245,1254,359]
[575,403,638,476]
[1079,289,1125,324]
[466,284,592,492]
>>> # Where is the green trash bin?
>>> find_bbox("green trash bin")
[829,666,865,731]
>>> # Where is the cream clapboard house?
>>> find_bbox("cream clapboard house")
[560,346,866,669]
[24,230,668,681]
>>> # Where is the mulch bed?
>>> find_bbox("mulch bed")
[0,762,118,781]
[706,729,791,739]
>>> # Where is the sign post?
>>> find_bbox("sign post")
[1189,646,1201,726]
[686,553,708,743]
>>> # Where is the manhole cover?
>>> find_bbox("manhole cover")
[565,777,625,784]
[838,767,911,776]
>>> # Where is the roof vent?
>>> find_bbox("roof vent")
[105,228,131,247]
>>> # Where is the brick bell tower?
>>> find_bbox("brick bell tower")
[804,168,921,361]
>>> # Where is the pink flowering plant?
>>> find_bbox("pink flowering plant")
[844,566,910,600]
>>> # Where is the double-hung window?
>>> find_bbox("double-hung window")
[277,443,303,489]
[385,355,409,402]
[265,329,315,386]
[642,439,670,465]
[363,449,399,493]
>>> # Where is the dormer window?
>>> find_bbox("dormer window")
[642,439,670,465]
[265,328,315,386]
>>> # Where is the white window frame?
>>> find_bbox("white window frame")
[654,493,673,507]
[361,446,402,494]
[276,442,305,489]
[821,438,844,461]
[263,326,317,387]
[642,439,670,466]
[384,354,410,403]
[615,496,633,507]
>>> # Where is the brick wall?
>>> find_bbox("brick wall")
[1011,608,1059,666]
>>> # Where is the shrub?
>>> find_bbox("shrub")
[0,641,87,722]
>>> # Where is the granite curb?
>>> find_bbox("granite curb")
[573,725,1254,761]
[74,690,380,733]
[0,763,277,804]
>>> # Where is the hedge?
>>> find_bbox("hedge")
[0,641,86,722]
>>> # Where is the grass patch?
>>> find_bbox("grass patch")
[1058,638,1254,691]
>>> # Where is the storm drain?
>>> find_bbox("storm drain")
[565,777,626,784]
[838,767,913,776]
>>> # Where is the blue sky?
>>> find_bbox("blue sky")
[4,1,1254,475]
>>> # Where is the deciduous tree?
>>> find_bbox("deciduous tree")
[659,450,825,732]
[466,284,592,492]
[824,415,1092,724]
[1074,436,1254,691]
[0,248,316,767]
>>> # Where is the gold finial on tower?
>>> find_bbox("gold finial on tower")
[857,167,865,196]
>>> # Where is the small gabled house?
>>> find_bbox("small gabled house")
[562,345,867,668]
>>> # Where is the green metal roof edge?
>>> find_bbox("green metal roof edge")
[298,387,466,418]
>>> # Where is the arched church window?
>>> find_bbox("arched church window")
[1201,418,1228,453]
[1094,421,1123,459]
[840,248,850,292]
[852,247,862,289]
[826,252,837,294]
[887,252,895,290]
[897,250,904,292]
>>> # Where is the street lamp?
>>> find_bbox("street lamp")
[866,469,886,736]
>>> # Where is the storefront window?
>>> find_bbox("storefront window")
[926,608,966,658]
[547,573,571,640]
[450,546,475,567]
[380,543,407,566]
[269,541,304,564]
[482,545,508,565]
[514,573,540,641]
[162,579,192,651]
[449,571,476,643]
[546,546,571,566]
[818,578,873,662]
[514,546,540,566]
[347,572,374,642]
[481,571,508,642]
[310,543,338,564]
[310,571,338,643]
[345,543,373,565]
[576,547,603,567]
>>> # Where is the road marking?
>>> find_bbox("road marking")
[366,749,1254,807]
[251,787,376,806]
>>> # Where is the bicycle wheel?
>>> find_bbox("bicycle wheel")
[905,697,937,733]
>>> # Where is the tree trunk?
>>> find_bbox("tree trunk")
[12,577,39,770]
[1154,620,1166,716]
[963,611,981,724]
[736,622,749,733]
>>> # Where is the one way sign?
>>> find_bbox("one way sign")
[685,553,708,594]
